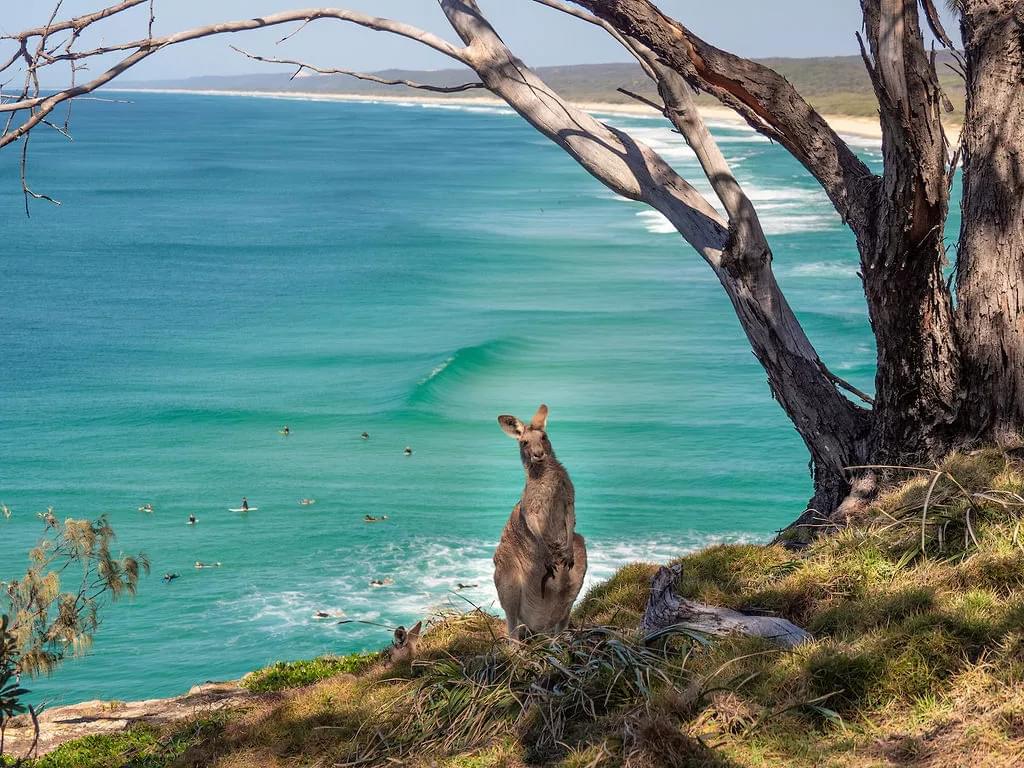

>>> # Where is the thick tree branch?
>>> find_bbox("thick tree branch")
[857,0,960,456]
[5,0,875,521]
[530,0,657,79]
[572,0,881,242]
[440,0,871,511]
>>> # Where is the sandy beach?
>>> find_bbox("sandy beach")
[110,87,900,141]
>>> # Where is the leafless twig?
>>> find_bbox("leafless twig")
[232,47,484,93]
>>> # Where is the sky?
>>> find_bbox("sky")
[3,1,958,81]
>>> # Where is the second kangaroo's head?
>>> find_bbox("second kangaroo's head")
[498,404,554,471]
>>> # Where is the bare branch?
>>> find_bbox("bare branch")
[530,0,657,80]
[232,46,484,93]
[1,0,149,41]
[0,7,474,151]
[878,0,911,117]
[615,86,662,113]
[920,0,957,50]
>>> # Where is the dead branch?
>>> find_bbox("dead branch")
[0,7,474,154]
[231,47,484,93]
[642,565,812,648]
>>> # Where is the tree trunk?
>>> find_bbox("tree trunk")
[857,0,961,464]
[955,1,1024,443]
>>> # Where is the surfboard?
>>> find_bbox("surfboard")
[228,507,257,512]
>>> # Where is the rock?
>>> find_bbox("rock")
[2,680,272,758]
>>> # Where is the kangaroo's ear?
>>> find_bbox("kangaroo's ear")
[409,621,422,638]
[498,415,525,438]
[530,404,548,430]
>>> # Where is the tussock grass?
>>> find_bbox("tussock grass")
[25,450,1024,767]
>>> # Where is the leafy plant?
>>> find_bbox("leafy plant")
[0,513,148,762]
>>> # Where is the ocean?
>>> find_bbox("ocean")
[0,92,953,707]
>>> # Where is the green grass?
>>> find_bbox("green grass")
[240,652,381,692]
[28,717,225,768]
[16,449,1024,767]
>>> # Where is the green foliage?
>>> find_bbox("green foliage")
[241,652,381,692]
[0,513,147,763]
[2,512,149,678]
[30,716,225,768]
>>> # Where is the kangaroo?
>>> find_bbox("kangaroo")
[493,404,587,640]
[389,621,422,663]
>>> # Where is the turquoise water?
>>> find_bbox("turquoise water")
[0,93,928,706]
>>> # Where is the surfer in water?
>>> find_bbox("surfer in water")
[361,431,369,440]
[282,425,290,437]
[312,609,344,619]
[241,496,249,511]
[188,514,197,525]
[163,573,179,583]
[404,446,413,456]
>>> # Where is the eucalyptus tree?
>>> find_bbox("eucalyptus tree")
[3,0,1021,537]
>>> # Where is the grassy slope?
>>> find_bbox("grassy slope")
[29,449,1024,767]
[126,56,966,122]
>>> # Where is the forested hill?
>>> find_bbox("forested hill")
[123,55,965,120]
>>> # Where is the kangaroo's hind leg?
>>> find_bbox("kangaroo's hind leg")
[494,571,524,641]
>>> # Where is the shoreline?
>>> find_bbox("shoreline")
[108,87,901,141]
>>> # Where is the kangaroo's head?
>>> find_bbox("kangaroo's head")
[498,404,554,474]
[391,621,422,663]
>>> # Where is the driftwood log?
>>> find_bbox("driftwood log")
[641,565,811,648]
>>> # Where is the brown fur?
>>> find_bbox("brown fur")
[389,621,422,663]
[494,404,588,639]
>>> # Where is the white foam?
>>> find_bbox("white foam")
[636,210,678,234]
[419,356,455,385]
[615,125,698,163]
[789,261,859,278]
[761,214,841,235]
[413,102,514,116]
[211,532,763,650]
